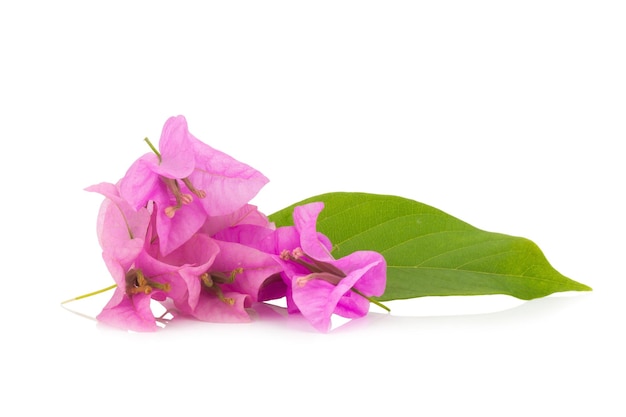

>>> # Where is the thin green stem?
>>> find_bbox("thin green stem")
[61,284,117,304]
[144,137,162,162]
[351,288,391,312]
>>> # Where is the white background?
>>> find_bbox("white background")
[1,1,624,416]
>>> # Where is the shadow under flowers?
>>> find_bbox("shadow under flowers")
[62,289,593,335]
[225,291,594,334]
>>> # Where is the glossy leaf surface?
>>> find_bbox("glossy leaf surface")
[269,193,591,301]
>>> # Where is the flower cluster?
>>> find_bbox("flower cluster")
[87,116,386,332]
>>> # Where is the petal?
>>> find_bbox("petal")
[86,182,150,258]
[118,154,161,210]
[290,279,336,332]
[134,251,189,307]
[212,224,276,251]
[292,203,334,261]
[257,225,301,255]
[153,198,207,256]
[99,211,147,269]
[189,292,252,323]
[97,289,158,332]
[213,240,284,302]
[257,274,288,302]
[152,115,195,179]
[200,204,273,236]
[158,233,220,310]
[334,251,387,297]
[290,253,386,331]
[187,135,269,216]
[101,253,127,289]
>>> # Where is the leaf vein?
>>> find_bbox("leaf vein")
[387,265,561,283]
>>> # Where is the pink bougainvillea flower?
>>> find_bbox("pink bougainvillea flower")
[277,202,387,332]
[212,239,283,304]
[283,250,387,332]
[85,182,160,331]
[119,115,269,256]
[119,116,198,211]
[213,224,288,302]
[96,255,157,332]
[175,238,283,323]
[154,232,220,312]
[97,250,190,332]
[86,182,197,331]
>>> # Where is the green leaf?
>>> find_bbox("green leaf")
[268,192,591,301]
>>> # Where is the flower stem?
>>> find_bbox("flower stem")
[144,137,162,162]
[351,288,391,312]
[61,284,117,304]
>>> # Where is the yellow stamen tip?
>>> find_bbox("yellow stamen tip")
[165,206,178,218]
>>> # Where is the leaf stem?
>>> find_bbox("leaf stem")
[61,284,117,304]
[144,137,162,162]
[351,288,391,312]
